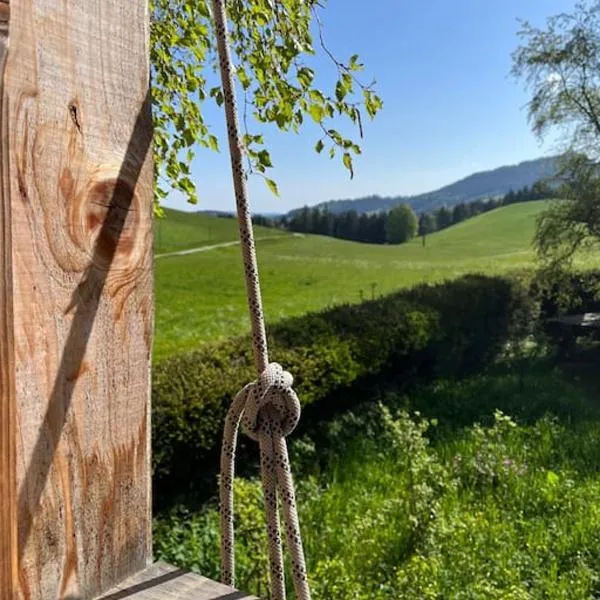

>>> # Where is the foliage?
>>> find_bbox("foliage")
[512,1,600,157]
[513,2,600,268]
[418,212,436,239]
[385,204,418,244]
[150,0,382,208]
[534,153,600,268]
[155,360,600,599]
[152,274,537,504]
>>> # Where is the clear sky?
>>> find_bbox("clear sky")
[163,0,576,215]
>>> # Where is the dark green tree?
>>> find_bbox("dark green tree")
[435,206,453,230]
[385,204,418,244]
[418,213,437,246]
[452,203,470,224]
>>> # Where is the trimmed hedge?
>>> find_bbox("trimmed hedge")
[152,274,538,502]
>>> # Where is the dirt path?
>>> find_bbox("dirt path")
[155,235,293,259]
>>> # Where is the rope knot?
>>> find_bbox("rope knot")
[240,363,301,442]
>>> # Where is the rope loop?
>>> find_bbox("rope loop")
[241,363,301,442]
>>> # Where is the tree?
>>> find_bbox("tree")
[418,213,437,246]
[385,204,418,244]
[150,0,383,211]
[435,206,453,230]
[512,1,600,158]
[452,203,470,224]
[513,1,600,266]
[534,153,600,267]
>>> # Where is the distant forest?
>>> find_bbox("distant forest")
[251,180,558,245]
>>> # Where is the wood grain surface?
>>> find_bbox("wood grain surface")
[3,1,154,598]
[99,562,257,600]
[0,1,17,598]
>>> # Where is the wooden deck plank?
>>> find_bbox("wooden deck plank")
[98,562,257,600]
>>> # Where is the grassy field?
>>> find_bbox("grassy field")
[156,201,589,359]
[155,207,287,255]
[155,354,600,599]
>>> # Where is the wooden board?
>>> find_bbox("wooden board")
[3,0,154,598]
[547,313,600,329]
[98,562,257,600]
[0,2,16,598]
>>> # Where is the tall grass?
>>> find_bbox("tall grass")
[154,358,600,598]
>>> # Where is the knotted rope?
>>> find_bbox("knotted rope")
[211,1,312,599]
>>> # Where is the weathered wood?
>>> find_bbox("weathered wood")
[2,1,154,598]
[0,2,16,598]
[98,562,257,600]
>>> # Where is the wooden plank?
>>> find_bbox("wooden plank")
[0,2,17,598]
[547,313,600,329]
[5,1,154,598]
[98,562,257,600]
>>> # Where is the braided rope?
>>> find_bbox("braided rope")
[211,2,312,599]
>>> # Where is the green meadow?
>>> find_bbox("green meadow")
[155,207,287,255]
[155,200,597,359]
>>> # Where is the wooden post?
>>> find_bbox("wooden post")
[0,1,154,598]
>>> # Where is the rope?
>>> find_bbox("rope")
[211,1,312,598]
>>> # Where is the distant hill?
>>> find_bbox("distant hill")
[292,156,559,216]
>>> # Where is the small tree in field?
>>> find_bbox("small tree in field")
[418,213,437,246]
[386,204,418,244]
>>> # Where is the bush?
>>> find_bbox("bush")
[152,274,538,504]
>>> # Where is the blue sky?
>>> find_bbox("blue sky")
[164,0,576,215]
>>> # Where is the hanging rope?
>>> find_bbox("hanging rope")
[211,1,312,599]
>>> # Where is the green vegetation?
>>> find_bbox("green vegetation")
[150,0,381,208]
[155,357,600,598]
[155,208,286,255]
[153,273,534,499]
[513,1,600,269]
[155,200,599,359]
[385,204,418,244]
[285,180,557,245]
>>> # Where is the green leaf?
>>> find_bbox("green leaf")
[208,135,219,152]
[257,149,273,168]
[315,139,325,153]
[343,152,354,179]
[308,103,325,123]
[297,67,315,88]
[265,178,280,197]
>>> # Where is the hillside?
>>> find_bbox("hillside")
[155,207,286,254]
[154,200,600,359]
[296,156,558,216]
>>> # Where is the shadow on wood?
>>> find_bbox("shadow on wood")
[17,89,153,560]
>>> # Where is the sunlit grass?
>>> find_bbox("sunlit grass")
[155,360,600,599]
[155,201,600,359]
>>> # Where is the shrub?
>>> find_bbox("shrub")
[152,274,538,504]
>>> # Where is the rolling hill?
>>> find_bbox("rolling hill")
[155,207,287,255]
[294,156,558,216]
[154,199,599,359]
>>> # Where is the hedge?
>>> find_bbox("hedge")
[152,273,542,503]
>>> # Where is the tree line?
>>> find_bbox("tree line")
[257,179,557,245]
